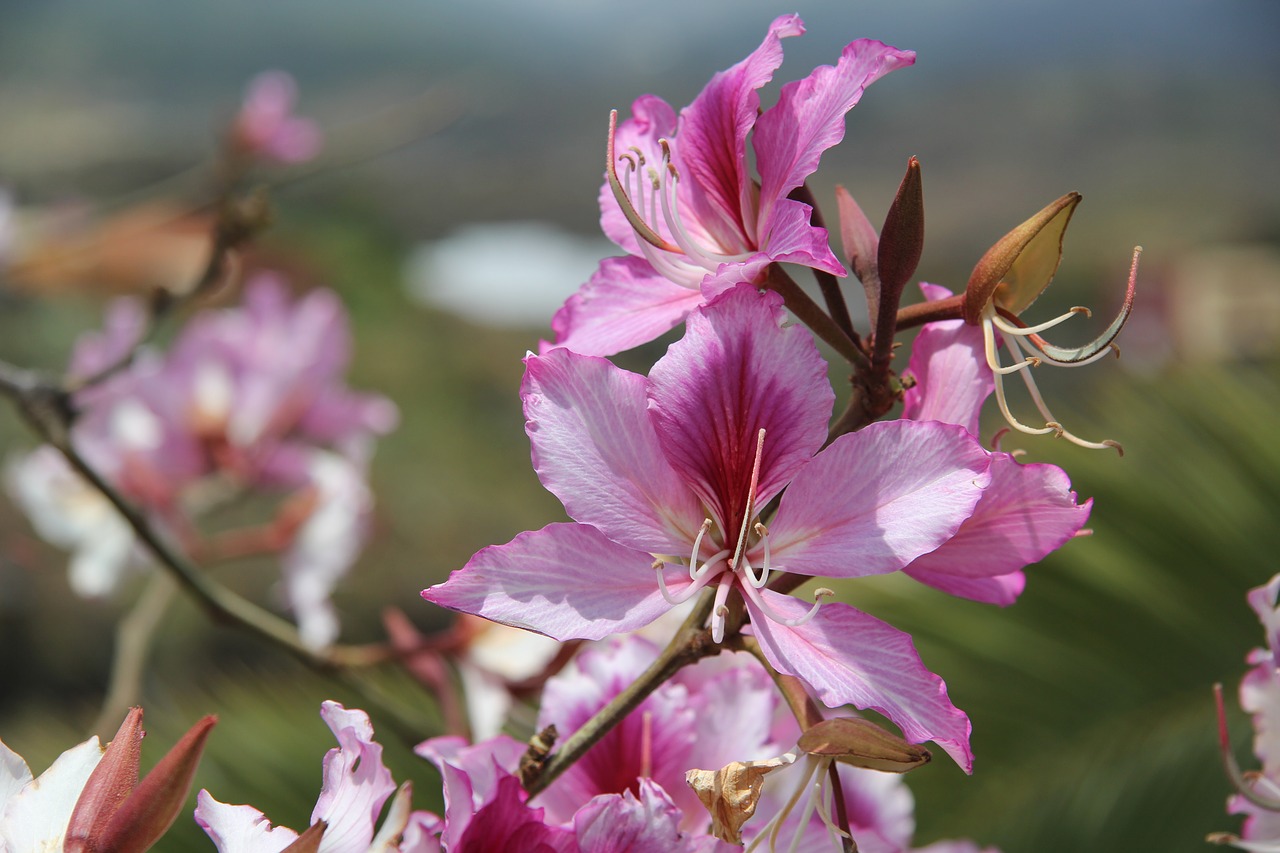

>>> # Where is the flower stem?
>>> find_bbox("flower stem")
[764,265,870,370]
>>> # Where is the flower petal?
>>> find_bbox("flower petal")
[1,738,105,853]
[423,523,688,642]
[748,591,973,772]
[648,286,832,535]
[523,347,702,554]
[548,256,707,358]
[754,38,915,239]
[193,790,300,853]
[310,702,397,852]
[901,284,992,437]
[766,420,990,578]
[676,14,804,252]
[904,454,1090,604]
[573,779,727,853]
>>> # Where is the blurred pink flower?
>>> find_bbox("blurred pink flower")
[232,71,322,164]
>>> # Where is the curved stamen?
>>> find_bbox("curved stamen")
[745,755,822,853]
[742,583,834,628]
[1000,328,1123,454]
[689,519,713,580]
[606,110,679,253]
[992,306,1090,336]
[655,557,724,606]
[739,522,774,589]
[710,572,735,643]
[982,311,1057,437]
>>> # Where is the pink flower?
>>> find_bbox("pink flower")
[196,701,436,852]
[426,286,992,770]
[899,284,1092,606]
[232,71,322,165]
[549,15,915,356]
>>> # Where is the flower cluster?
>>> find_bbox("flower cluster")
[7,274,397,647]
[1212,575,1280,850]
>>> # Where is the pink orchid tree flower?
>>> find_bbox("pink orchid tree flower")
[899,284,1092,606]
[231,71,322,165]
[426,285,993,770]
[549,14,915,357]
[196,701,438,853]
[1212,575,1280,850]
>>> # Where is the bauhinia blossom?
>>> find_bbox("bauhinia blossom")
[1211,575,1280,850]
[6,275,397,647]
[549,14,915,356]
[425,285,993,769]
[900,283,1092,606]
[230,71,322,165]
[196,701,438,852]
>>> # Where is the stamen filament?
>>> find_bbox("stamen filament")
[992,306,1089,336]
[983,311,1056,437]
[655,558,723,606]
[711,572,735,643]
[732,429,767,571]
[1001,329,1124,454]
[605,110,679,253]
[689,519,712,580]
[741,583,833,628]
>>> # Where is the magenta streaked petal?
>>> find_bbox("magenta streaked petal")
[423,523,686,642]
[748,591,973,772]
[548,256,706,358]
[648,286,832,533]
[677,14,804,251]
[523,348,702,554]
[415,734,526,849]
[902,284,992,435]
[766,420,990,579]
[754,38,915,237]
[456,775,576,853]
[903,455,1090,603]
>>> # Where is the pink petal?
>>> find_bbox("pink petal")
[904,455,1090,604]
[755,197,845,275]
[523,347,702,554]
[422,523,687,642]
[676,14,804,251]
[456,775,576,853]
[311,702,396,851]
[901,284,991,436]
[754,38,915,239]
[599,96,679,255]
[194,790,299,853]
[748,591,973,772]
[766,420,991,578]
[573,779,727,852]
[548,256,705,359]
[648,286,832,535]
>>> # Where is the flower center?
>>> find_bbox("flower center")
[653,428,832,642]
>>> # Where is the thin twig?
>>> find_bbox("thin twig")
[789,183,858,345]
[93,571,178,736]
[764,265,869,370]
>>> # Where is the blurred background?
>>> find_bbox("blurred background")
[0,0,1278,849]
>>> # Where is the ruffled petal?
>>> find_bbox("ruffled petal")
[766,420,990,578]
[310,701,397,851]
[523,347,703,554]
[193,790,299,853]
[748,591,973,772]
[904,455,1090,605]
[755,197,845,275]
[1,738,104,853]
[574,779,729,852]
[548,255,706,358]
[648,286,832,535]
[676,14,805,251]
[754,38,915,238]
[423,523,687,642]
